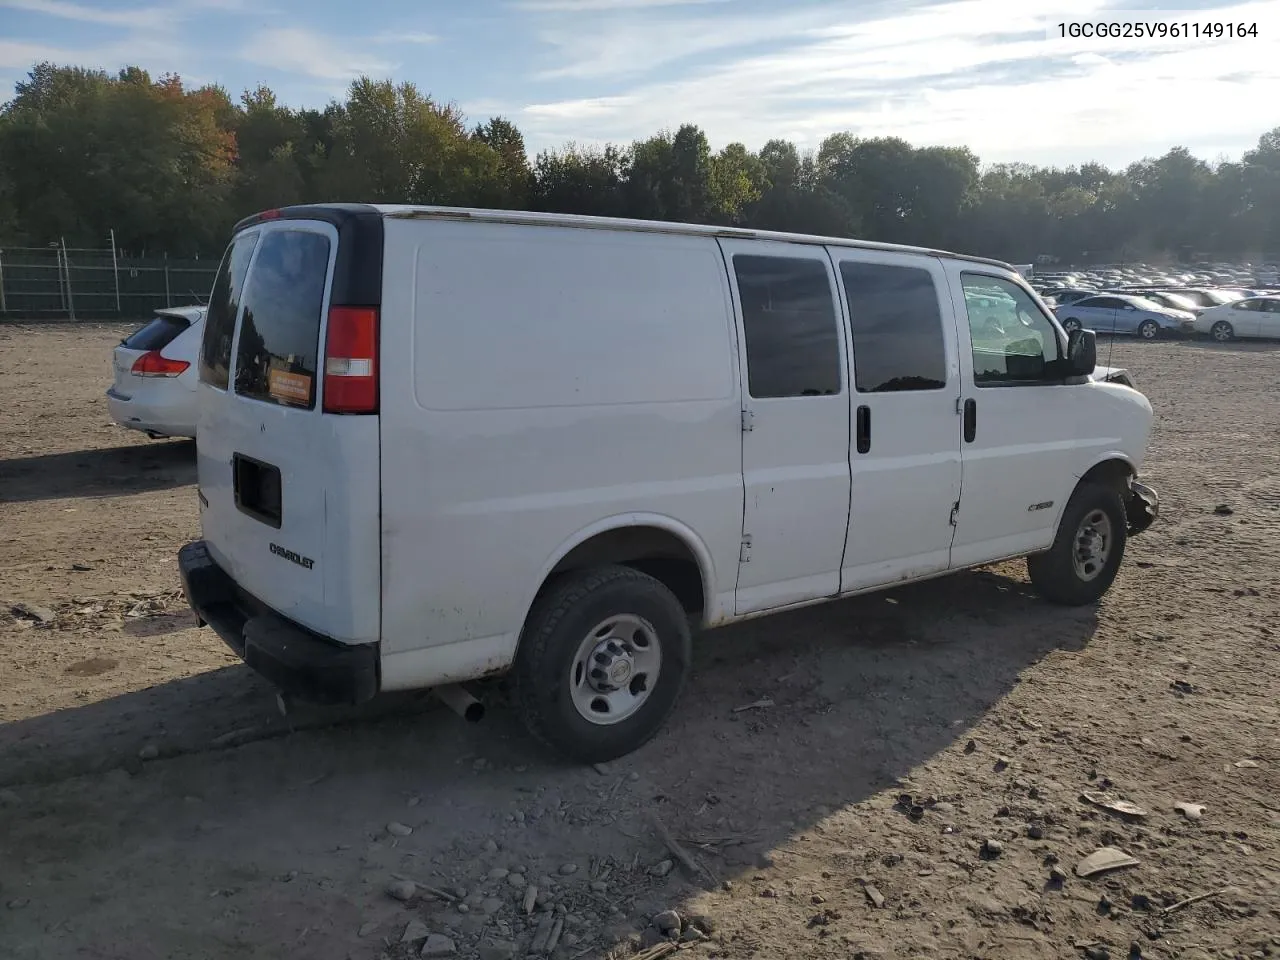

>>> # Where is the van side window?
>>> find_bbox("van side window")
[733,255,842,398]
[233,231,331,410]
[961,273,1062,387]
[199,232,259,390]
[839,261,947,392]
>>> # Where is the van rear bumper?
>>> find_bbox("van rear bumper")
[178,540,379,705]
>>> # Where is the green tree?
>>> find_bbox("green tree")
[1123,147,1213,259]
[530,143,628,216]
[622,124,714,222]
[2,57,1277,267]
[707,142,766,225]
[232,85,306,215]
[473,117,533,209]
[751,139,856,236]
[0,63,235,253]
[1238,127,1280,254]
[313,78,506,207]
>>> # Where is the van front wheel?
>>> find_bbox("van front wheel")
[1027,482,1127,606]
[513,565,691,764]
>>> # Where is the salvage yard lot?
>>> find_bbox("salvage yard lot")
[1,321,1278,960]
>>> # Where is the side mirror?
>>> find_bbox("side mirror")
[1066,328,1096,377]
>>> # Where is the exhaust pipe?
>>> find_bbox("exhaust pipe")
[435,684,484,723]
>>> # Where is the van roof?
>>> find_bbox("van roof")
[235,203,1014,272]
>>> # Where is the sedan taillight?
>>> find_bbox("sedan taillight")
[131,351,190,377]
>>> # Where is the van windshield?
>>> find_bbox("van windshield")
[233,230,331,410]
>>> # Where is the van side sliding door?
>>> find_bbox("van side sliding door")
[717,239,851,615]
[826,249,964,592]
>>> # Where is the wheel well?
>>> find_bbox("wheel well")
[1080,458,1134,494]
[542,526,706,618]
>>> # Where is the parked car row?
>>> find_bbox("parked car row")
[1031,260,1278,292]
[1021,264,1280,341]
[1046,288,1280,341]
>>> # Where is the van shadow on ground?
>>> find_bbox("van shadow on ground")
[0,566,1098,960]
[0,439,195,504]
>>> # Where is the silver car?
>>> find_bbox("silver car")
[106,305,207,439]
[1054,294,1195,339]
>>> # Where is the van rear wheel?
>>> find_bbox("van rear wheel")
[1027,482,1127,606]
[512,565,691,764]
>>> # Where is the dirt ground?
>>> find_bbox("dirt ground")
[1,322,1277,960]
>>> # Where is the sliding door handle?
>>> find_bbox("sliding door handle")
[963,398,977,443]
[856,405,871,454]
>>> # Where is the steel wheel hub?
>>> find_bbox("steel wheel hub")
[1072,509,1113,582]
[570,614,662,726]
[592,641,635,691]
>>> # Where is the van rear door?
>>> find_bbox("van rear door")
[195,209,382,643]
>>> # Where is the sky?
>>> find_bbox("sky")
[1,0,1278,168]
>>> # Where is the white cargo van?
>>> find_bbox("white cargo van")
[179,204,1159,762]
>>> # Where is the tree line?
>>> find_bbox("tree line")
[1,62,1278,264]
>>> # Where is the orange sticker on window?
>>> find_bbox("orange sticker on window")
[268,369,312,405]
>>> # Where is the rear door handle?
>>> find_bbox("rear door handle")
[963,398,977,443]
[856,405,871,454]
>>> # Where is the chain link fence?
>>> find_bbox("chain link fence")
[0,240,218,321]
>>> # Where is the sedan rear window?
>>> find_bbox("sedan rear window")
[233,230,331,409]
[123,314,192,352]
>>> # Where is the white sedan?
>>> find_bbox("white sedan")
[106,305,206,439]
[1194,296,1280,342]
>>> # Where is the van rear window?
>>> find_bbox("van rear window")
[124,313,192,352]
[199,233,259,389]
[233,230,331,410]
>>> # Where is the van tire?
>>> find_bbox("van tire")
[1027,482,1128,606]
[512,565,691,764]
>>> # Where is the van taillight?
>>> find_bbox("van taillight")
[131,351,189,377]
[323,306,378,414]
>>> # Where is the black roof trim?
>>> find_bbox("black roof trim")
[232,204,384,307]
[233,203,380,233]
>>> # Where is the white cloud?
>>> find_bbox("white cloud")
[0,0,173,28]
[371,31,438,46]
[241,27,396,82]
[0,37,76,69]
[517,0,1280,165]
[515,0,730,11]
[0,30,198,81]
[533,6,833,80]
